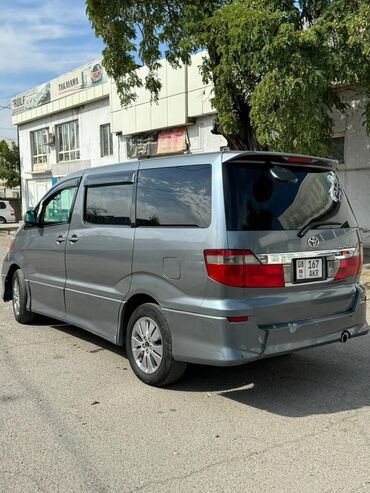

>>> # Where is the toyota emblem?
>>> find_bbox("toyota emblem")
[307,235,320,248]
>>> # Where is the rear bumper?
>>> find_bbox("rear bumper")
[165,285,368,366]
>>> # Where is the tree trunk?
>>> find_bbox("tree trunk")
[206,46,261,151]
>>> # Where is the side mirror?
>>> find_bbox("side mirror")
[24,209,37,226]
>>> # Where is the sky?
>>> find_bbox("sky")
[0,0,105,140]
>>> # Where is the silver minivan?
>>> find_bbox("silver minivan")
[1,152,368,385]
[0,200,16,224]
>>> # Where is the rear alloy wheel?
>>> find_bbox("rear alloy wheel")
[126,303,187,386]
[0,217,6,224]
[12,269,35,324]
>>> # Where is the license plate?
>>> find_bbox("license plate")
[295,258,324,282]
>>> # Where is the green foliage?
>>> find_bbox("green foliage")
[86,0,370,153]
[0,140,20,189]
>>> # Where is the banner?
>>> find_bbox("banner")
[12,83,51,115]
[157,127,187,155]
[55,60,107,97]
[127,127,187,159]
[12,59,107,115]
[127,133,158,159]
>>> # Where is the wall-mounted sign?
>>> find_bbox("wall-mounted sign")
[157,127,187,155]
[55,60,107,97]
[127,127,188,159]
[12,83,51,115]
[12,59,107,115]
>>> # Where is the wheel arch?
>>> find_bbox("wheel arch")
[118,293,159,346]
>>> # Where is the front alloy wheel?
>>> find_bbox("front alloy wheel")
[11,269,35,324]
[12,276,21,318]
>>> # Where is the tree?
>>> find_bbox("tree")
[86,0,370,154]
[0,140,21,189]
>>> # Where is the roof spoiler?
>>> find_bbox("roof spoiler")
[222,151,337,169]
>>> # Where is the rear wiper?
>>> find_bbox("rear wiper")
[297,221,344,238]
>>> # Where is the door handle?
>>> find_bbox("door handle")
[69,235,79,243]
[56,235,65,244]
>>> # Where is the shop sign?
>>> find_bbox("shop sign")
[12,83,51,116]
[56,60,107,97]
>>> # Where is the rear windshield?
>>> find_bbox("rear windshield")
[223,163,357,231]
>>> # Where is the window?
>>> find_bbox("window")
[100,124,113,157]
[330,136,345,164]
[0,202,5,209]
[56,120,80,162]
[85,184,133,225]
[31,128,48,166]
[223,163,356,231]
[41,186,77,225]
[136,165,212,228]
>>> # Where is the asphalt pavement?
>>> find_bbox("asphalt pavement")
[0,236,369,492]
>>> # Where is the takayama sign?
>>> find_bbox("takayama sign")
[12,83,51,116]
[55,60,107,97]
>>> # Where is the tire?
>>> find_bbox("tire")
[0,217,6,224]
[11,269,35,324]
[126,303,187,386]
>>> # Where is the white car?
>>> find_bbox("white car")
[0,200,16,223]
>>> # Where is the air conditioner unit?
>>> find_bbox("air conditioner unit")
[47,133,55,145]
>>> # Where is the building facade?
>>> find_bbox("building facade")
[11,54,370,244]
[11,54,226,211]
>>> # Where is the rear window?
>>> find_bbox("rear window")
[223,163,356,231]
[0,202,5,209]
[136,165,211,227]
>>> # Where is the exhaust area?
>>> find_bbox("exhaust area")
[341,331,350,343]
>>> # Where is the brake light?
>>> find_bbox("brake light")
[284,156,315,164]
[334,244,362,280]
[227,316,249,323]
[204,249,285,288]
[10,211,15,216]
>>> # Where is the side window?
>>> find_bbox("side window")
[41,187,77,226]
[85,184,133,226]
[100,124,113,157]
[0,202,5,210]
[136,165,212,228]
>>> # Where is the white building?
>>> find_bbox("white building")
[11,53,226,211]
[10,54,370,244]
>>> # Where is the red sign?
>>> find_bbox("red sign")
[157,127,187,155]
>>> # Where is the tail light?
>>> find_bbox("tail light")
[10,211,15,216]
[334,244,362,280]
[204,249,285,288]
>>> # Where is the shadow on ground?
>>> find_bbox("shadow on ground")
[38,315,370,418]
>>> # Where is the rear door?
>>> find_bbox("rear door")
[64,166,137,342]
[222,154,360,325]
